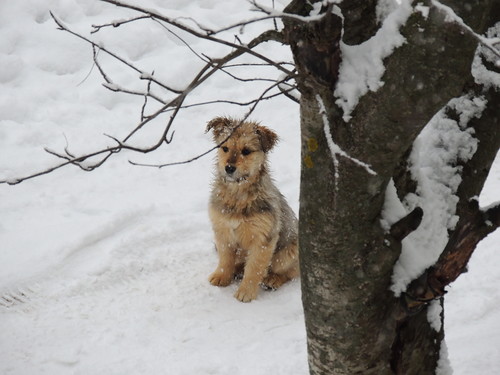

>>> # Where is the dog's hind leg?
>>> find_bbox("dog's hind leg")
[271,242,299,274]
[263,242,300,289]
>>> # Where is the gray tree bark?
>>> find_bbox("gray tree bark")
[283,0,499,373]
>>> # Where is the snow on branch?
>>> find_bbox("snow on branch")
[430,0,500,64]
[481,200,500,228]
[391,94,487,296]
[334,1,412,121]
[316,94,377,188]
[335,0,500,122]
[473,22,500,90]
[401,199,500,316]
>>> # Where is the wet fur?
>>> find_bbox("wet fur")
[206,117,299,302]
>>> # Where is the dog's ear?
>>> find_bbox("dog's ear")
[205,117,233,140]
[255,125,278,153]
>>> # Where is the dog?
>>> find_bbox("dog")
[206,116,299,302]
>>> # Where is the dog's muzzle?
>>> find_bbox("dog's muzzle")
[225,165,236,175]
[223,165,247,183]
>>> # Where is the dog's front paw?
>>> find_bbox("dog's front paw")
[234,284,259,303]
[209,270,232,287]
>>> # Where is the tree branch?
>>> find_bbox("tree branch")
[390,207,424,242]
[129,75,298,168]
[402,199,499,315]
[158,83,298,112]
[98,0,292,75]
[0,9,296,185]
[91,14,152,33]
[92,46,166,105]
[50,11,183,94]
[431,0,500,62]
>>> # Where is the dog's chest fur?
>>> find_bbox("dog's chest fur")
[209,172,283,248]
[210,174,277,218]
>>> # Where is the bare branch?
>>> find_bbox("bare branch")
[204,15,281,37]
[129,75,296,169]
[50,11,184,94]
[91,46,167,105]
[50,74,296,177]
[141,72,154,122]
[91,15,152,33]
[277,76,300,104]
[223,61,295,69]
[161,84,298,112]
[88,0,323,40]
[1,8,296,185]
[98,0,292,75]
[76,55,98,87]
[150,19,210,64]
[217,68,283,83]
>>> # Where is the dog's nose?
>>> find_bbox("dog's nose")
[225,165,236,174]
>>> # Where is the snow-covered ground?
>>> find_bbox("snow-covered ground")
[0,1,498,374]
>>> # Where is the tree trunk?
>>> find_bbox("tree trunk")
[284,0,498,373]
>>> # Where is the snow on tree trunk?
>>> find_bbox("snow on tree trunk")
[284,0,499,373]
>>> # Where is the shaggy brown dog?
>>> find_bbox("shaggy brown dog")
[206,116,299,302]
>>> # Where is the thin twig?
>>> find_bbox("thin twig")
[141,71,154,122]
[91,45,166,104]
[223,61,295,69]
[159,85,298,112]
[91,15,152,33]
[76,50,99,87]
[151,19,210,64]
[272,0,279,31]
[50,11,184,94]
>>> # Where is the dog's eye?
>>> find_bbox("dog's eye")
[221,146,229,153]
[241,148,252,156]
